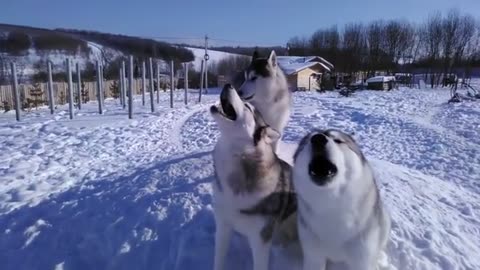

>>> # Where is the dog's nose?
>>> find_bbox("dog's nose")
[223,84,233,91]
[237,90,244,96]
[311,133,328,147]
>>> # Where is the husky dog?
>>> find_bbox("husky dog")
[211,84,297,270]
[292,129,390,270]
[236,50,292,152]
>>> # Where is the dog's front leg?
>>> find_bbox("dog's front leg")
[214,218,232,270]
[249,235,271,270]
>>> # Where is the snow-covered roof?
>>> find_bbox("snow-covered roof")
[366,76,396,83]
[277,56,332,75]
[278,56,334,69]
[281,62,331,75]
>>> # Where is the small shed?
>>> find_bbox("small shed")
[277,56,334,91]
[366,76,396,90]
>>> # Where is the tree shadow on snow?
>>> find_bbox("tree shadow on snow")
[0,150,252,270]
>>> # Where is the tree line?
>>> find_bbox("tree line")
[287,9,480,85]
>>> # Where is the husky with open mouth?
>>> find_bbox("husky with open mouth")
[293,129,391,270]
[211,84,297,270]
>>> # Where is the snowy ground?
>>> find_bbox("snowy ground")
[0,86,479,270]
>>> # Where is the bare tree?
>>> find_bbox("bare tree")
[366,20,387,76]
[310,25,340,66]
[441,9,462,84]
[453,13,476,79]
[287,36,310,55]
[465,20,480,78]
[399,22,417,64]
[215,55,250,77]
[341,23,367,77]
[420,12,443,87]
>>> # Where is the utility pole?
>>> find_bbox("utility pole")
[204,35,209,94]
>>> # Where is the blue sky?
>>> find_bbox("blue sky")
[1,0,479,46]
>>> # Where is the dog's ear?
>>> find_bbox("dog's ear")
[254,126,280,146]
[268,50,277,68]
[252,50,259,62]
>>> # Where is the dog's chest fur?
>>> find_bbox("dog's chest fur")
[213,142,281,197]
[212,140,297,242]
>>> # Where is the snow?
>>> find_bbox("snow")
[277,56,334,69]
[366,76,396,83]
[277,56,332,75]
[1,86,480,270]
[280,62,331,75]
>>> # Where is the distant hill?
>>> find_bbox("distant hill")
[0,23,195,83]
[0,23,194,62]
[0,23,285,85]
[55,28,193,63]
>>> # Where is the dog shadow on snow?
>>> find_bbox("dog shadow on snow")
[0,151,263,270]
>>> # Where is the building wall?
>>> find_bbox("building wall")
[297,67,322,90]
[286,74,297,91]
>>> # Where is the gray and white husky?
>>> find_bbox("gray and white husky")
[210,84,297,270]
[292,129,391,270]
[235,50,292,152]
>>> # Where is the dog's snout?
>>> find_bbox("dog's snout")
[311,134,328,147]
[223,83,233,91]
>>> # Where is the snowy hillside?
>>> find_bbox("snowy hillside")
[0,87,479,270]
[7,41,119,77]
[185,46,246,71]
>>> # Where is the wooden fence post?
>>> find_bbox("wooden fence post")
[47,61,54,114]
[170,60,174,108]
[96,60,103,114]
[10,62,21,121]
[122,61,126,109]
[119,67,124,106]
[76,62,82,109]
[99,66,104,102]
[149,58,155,112]
[199,60,204,103]
[66,58,74,119]
[128,56,134,119]
[141,61,146,106]
[184,63,188,105]
[156,62,160,104]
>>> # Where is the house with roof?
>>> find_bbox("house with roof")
[277,56,334,91]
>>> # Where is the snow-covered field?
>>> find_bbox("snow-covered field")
[0,87,479,270]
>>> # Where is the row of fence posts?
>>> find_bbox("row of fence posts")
[7,56,206,121]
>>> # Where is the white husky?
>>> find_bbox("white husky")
[211,84,296,270]
[292,129,391,270]
[237,50,292,152]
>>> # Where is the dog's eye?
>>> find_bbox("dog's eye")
[250,76,257,82]
[334,139,344,144]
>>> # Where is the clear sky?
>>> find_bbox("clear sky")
[1,0,479,46]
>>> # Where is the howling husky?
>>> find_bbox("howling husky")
[292,129,391,270]
[210,84,297,270]
[235,50,292,152]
